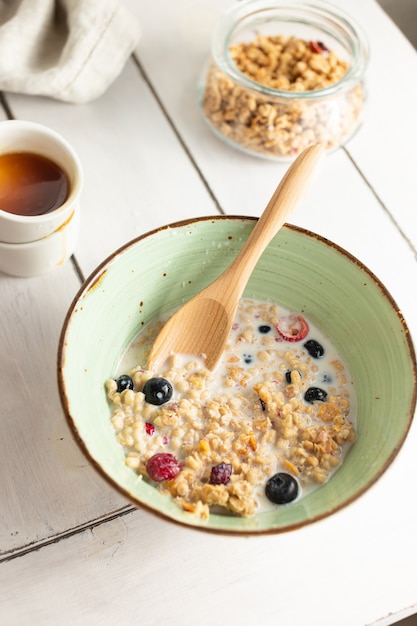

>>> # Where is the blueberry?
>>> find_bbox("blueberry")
[303,339,325,358]
[265,472,299,504]
[258,325,272,334]
[304,386,328,404]
[142,377,173,405]
[115,374,134,393]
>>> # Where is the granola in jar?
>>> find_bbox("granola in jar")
[199,2,368,160]
[106,298,356,520]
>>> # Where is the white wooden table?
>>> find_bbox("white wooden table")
[1,1,417,624]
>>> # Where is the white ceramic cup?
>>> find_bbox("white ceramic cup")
[0,119,83,245]
[0,208,80,277]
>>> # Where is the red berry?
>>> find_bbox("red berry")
[145,422,155,435]
[276,314,309,342]
[309,40,323,54]
[209,462,233,485]
[146,453,181,482]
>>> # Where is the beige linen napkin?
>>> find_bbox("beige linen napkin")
[0,0,141,103]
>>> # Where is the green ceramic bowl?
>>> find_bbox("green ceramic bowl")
[58,217,416,534]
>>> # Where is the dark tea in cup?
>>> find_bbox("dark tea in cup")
[0,119,83,246]
[0,152,70,217]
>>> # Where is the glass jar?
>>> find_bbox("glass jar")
[198,0,369,161]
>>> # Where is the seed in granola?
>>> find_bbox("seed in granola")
[258,325,272,334]
[265,472,299,504]
[209,462,233,485]
[304,386,328,404]
[143,377,173,405]
[303,339,325,358]
[146,453,181,481]
[115,374,134,393]
[243,353,253,364]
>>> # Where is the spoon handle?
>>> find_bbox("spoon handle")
[217,143,325,298]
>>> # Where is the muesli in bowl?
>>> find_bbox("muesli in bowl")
[58,217,416,534]
[106,297,356,520]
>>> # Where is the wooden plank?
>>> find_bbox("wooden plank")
[347,3,417,246]
[1,485,417,626]
[0,264,131,556]
[1,100,127,555]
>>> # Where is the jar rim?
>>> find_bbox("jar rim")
[211,0,369,100]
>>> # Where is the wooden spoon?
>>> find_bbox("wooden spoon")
[148,143,325,372]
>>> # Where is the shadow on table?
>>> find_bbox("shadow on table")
[377,0,417,48]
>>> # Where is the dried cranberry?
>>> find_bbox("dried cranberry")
[145,453,181,482]
[209,462,233,485]
[145,422,155,435]
[309,40,323,54]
